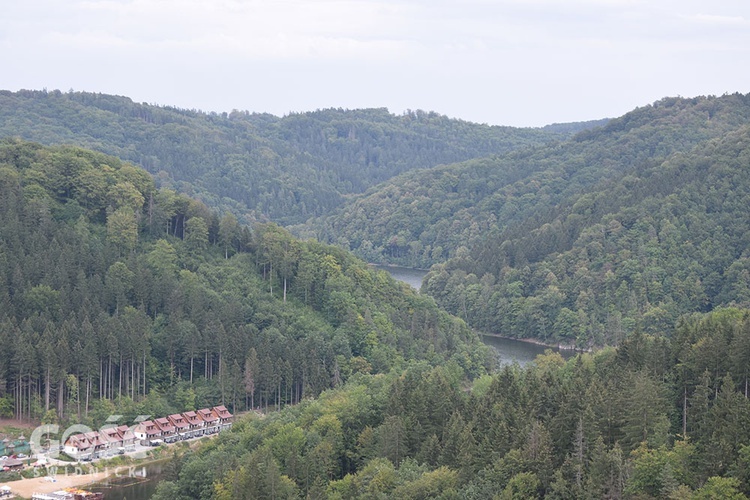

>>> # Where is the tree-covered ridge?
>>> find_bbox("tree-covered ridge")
[0,138,490,426]
[304,93,750,268]
[424,122,750,347]
[0,89,581,225]
[153,309,750,499]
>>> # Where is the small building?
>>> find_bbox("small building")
[154,417,177,443]
[2,458,24,471]
[63,435,93,460]
[182,411,204,438]
[98,427,124,456]
[116,425,137,450]
[167,414,190,440]
[197,408,219,435]
[133,420,161,445]
[212,405,234,431]
[82,431,107,458]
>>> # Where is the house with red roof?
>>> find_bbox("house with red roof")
[113,425,136,450]
[197,408,220,434]
[63,434,94,460]
[82,431,107,458]
[182,411,204,438]
[168,414,190,440]
[154,417,177,443]
[133,420,162,445]
[98,427,124,456]
[212,405,234,431]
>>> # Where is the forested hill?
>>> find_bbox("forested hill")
[0,89,589,225]
[303,93,750,269]
[0,138,490,424]
[153,309,750,499]
[425,114,750,348]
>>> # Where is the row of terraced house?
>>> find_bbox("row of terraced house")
[63,406,233,460]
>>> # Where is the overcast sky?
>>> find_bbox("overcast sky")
[2,0,749,127]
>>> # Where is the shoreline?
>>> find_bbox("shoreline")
[0,415,221,499]
[1,468,113,499]
[0,445,190,499]
[1,455,172,499]
[479,331,587,352]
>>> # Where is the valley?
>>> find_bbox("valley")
[2,91,750,498]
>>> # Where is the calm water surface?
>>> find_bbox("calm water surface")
[87,459,167,500]
[372,264,428,290]
[378,265,575,366]
[481,334,575,367]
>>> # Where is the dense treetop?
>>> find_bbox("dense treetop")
[422,102,750,347]
[4,91,750,350]
[153,308,750,499]
[4,89,750,498]
[305,94,750,269]
[0,138,490,427]
[0,89,588,225]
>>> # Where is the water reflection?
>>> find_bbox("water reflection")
[371,264,428,290]
[88,460,167,500]
[481,334,576,367]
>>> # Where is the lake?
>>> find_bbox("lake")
[481,334,575,367]
[372,264,429,290]
[376,264,575,366]
[87,459,168,500]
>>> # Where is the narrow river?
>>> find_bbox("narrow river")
[374,264,574,366]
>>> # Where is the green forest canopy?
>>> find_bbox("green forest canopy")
[3,90,750,497]
[0,89,591,225]
[287,93,750,348]
[153,308,750,499]
[0,138,490,428]
[424,118,750,348]
[306,93,750,269]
